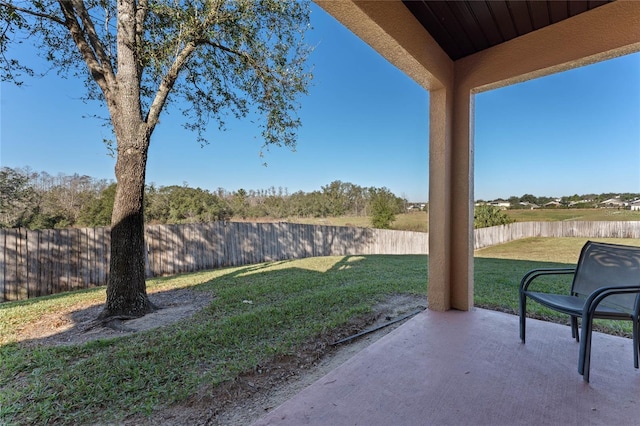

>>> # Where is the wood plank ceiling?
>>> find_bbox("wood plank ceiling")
[402,0,614,60]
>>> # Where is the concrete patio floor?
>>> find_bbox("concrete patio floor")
[253,308,640,425]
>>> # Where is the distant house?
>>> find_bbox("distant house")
[599,198,627,208]
[568,199,593,208]
[544,201,563,208]
[519,202,539,209]
[406,203,427,212]
[630,200,640,211]
[489,200,510,209]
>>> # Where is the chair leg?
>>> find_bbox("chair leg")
[571,316,579,342]
[633,319,639,369]
[579,313,594,382]
[519,293,526,343]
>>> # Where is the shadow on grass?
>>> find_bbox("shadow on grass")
[1,255,427,349]
[4,254,628,351]
[1,254,429,425]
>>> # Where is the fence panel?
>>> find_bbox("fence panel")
[473,221,640,250]
[3,229,18,301]
[4,220,640,302]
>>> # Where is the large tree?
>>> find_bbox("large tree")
[0,0,312,318]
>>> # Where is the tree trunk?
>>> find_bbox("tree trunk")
[98,0,156,319]
[100,131,155,318]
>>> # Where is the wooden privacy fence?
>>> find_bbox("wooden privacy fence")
[473,220,640,249]
[2,220,640,302]
[0,222,427,302]
[1,227,111,302]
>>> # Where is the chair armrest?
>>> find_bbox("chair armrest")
[579,285,640,380]
[582,285,640,317]
[520,268,576,293]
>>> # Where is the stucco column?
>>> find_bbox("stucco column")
[450,84,474,311]
[428,82,474,312]
[427,87,451,311]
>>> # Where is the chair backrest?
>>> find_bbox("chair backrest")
[571,241,640,313]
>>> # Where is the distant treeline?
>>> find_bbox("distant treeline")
[0,167,408,229]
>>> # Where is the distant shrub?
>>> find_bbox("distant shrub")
[474,205,514,229]
[369,187,398,229]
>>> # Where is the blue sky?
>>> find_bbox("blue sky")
[1,4,639,202]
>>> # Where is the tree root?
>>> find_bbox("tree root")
[83,315,140,333]
[88,299,162,333]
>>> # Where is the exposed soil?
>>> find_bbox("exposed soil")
[15,289,426,425]
[16,288,215,347]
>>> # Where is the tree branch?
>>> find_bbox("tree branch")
[57,1,112,96]
[146,40,197,130]
[145,1,222,130]
[70,0,115,82]
[0,2,64,25]
[202,39,272,84]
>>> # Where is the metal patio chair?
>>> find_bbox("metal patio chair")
[519,240,640,382]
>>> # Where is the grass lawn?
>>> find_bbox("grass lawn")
[505,208,640,222]
[1,255,425,424]
[283,211,429,232]
[284,208,639,233]
[2,237,639,424]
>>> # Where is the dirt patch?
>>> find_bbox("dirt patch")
[15,290,425,425]
[17,288,215,347]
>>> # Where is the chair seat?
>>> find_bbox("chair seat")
[526,291,632,320]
